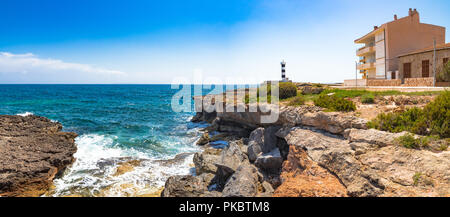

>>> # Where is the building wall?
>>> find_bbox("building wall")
[375,31,386,79]
[385,12,446,73]
[398,49,450,80]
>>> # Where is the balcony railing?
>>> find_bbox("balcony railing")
[356,46,375,56]
[357,62,375,70]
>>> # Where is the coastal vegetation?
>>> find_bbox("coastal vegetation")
[368,91,449,138]
[361,93,375,104]
[313,94,356,112]
[244,82,297,104]
[287,95,305,106]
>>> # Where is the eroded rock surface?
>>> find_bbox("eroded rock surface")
[0,115,78,197]
[277,127,450,197]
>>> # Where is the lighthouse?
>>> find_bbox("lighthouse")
[281,60,290,82]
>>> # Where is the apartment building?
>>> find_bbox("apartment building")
[355,9,445,81]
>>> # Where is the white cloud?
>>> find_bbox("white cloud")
[0,52,127,83]
[0,51,125,75]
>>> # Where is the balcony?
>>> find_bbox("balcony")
[357,62,375,70]
[356,45,375,56]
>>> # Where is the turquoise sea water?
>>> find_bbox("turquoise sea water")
[0,84,220,196]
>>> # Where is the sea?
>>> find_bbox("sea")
[0,84,228,196]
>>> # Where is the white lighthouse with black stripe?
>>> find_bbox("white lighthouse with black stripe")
[281,60,287,82]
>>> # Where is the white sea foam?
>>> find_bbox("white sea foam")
[17,112,33,117]
[51,133,198,197]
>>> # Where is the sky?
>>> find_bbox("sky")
[0,0,449,84]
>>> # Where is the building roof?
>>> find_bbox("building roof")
[398,43,450,57]
[354,25,385,43]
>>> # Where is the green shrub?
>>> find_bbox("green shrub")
[412,172,422,186]
[368,91,449,138]
[288,95,305,106]
[313,94,356,112]
[422,91,450,138]
[361,93,375,104]
[395,133,431,149]
[279,82,298,99]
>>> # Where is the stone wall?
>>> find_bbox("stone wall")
[403,77,434,87]
[366,79,401,86]
[343,79,366,87]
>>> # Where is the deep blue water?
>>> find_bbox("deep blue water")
[0,84,222,196]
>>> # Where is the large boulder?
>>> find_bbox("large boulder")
[0,115,78,197]
[214,142,249,187]
[254,148,283,173]
[193,148,221,175]
[222,163,260,197]
[161,175,208,197]
[247,127,280,162]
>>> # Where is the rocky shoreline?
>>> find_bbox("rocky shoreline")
[0,115,77,197]
[0,98,448,197]
[162,99,450,197]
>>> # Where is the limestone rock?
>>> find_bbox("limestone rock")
[215,142,248,187]
[274,145,348,197]
[254,148,283,173]
[222,163,259,197]
[161,175,208,197]
[277,127,450,197]
[193,149,220,175]
[300,112,367,134]
[0,115,78,197]
[247,127,280,162]
[346,128,407,148]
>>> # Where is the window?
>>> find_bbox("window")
[392,71,396,79]
[422,60,430,77]
[444,58,449,66]
[403,63,411,78]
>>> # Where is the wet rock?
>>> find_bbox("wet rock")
[161,175,208,197]
[196,132,210,146]
[112,160,142,176]
[0,115,78,197]
[222,163,259,197]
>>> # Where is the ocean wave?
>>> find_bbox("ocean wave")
[17,112,34,117]
[50,133,197,197]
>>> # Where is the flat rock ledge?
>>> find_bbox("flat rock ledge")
[0,115,77,197]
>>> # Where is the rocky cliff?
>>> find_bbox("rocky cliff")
[0,115,77,197]
[164,100,449,197]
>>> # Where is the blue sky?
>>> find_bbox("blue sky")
[0,0,449,84]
